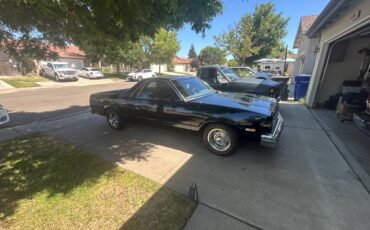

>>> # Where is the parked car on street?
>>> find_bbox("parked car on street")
[0,104,10,126]
[40,62,79,81]
[90,76,284,155]
[197,66,287,100]
[128,69,156,81]
[78,67,104,79]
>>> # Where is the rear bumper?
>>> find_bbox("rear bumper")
[260,112,284,147]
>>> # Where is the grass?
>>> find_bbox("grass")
[0,76,49,88]
[0,134,196,230]
[103,72,128,80]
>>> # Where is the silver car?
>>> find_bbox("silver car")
[0,104,10,126]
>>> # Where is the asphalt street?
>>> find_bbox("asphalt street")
[0,81,135,127]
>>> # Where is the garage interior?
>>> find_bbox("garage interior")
[312,24,370,177]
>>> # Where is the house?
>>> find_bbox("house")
[41,45,87,69]
[303,0,370,108]
[292,15,319,76]
[173,56,192,72]
[150,64,167,73]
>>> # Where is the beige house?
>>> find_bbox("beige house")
[304,0,370,107]
[293,15,319,77]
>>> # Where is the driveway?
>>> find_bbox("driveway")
[1,102,369,230]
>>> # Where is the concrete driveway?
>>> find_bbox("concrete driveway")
[1,102,369,230]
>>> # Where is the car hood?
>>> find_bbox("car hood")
[192,91,277,116]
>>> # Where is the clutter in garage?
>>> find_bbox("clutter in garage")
[324,47,370,134]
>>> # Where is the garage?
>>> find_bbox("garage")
[305,0,370,109]
[301,0,370,191]
[314,26,370,107]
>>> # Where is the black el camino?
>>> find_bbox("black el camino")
[90,76,284,155]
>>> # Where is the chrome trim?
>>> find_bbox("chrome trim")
[260,112,284,148]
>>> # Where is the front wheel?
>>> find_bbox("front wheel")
[203,124,239,156]
[106,109,124,130]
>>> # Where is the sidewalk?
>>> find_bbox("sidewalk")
[0,77,126,94]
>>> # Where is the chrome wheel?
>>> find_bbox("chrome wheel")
[207,128,231,152]
[108,111,119,128]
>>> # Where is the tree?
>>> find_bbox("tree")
[150,28,180,73]
[2,36,57,75]
[198,46,226,65]
[214,3,288,65]
[227,59,239,67]
[188,44,197,58]
[0,0,223,66]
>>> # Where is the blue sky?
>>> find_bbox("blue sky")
[176,0,329,58]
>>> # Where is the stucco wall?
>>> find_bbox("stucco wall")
[305,0,370,107]
[293,36,319,77]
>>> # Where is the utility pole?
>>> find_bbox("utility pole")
[283,45,288,76]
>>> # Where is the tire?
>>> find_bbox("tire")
[138,76,143,81]
[202,124,239,156]
[55,74,60,82]
[106,109,124,130]
[151,75,155,78]
[40,70,45,77]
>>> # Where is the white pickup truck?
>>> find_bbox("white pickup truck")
[40,62,79,81]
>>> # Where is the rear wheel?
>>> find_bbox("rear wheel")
[106,109,124,130]
[203,124,239,156]
[138,76,143,81]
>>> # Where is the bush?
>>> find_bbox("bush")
[101,66,112,73]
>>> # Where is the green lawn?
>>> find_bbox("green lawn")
[0,76,49,88]
[0,134,196,230]
[103,72,128,80]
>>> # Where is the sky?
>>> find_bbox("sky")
[176,0,330,58]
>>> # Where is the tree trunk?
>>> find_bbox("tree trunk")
[159,64,161,74]
[116,63,120,74]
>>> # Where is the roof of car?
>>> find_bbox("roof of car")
[199,65,226,68]
[151,76,195,81]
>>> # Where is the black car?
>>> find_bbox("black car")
[197,66,288,100]
[90,76,284,155]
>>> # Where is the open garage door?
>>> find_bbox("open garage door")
[314,25,370,107]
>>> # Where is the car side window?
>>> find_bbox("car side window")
[199,68,209,81]
[216,70,228,83]
[138,80,180,101]
[47,63,52,68]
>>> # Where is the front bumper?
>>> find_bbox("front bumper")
[260,112,284,147]
[0,109,10,126]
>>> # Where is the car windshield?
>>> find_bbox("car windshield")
[220,67,241,81]
[54,64,69,69]
[171,77,214,100]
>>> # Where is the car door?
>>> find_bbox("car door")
[46,63,53,76]
[209,68,229,91]
[130,80,164,121]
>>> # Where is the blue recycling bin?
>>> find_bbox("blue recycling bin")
[294,74,311,101]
